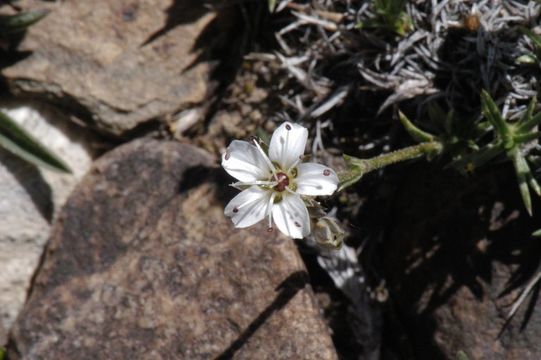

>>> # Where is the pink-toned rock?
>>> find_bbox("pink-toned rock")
[2,0,235,135]
[8,139,337,359]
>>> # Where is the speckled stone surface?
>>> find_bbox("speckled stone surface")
[8,139,337,359]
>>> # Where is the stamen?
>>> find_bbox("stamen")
[287,155,303,173]
[323,169,331,176]
[267,192,276,231]
[232,180,277,187]
[253,139,277,176]
[285,186,297,195]
[282,124,290,166]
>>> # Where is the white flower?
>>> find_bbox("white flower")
[221,122,339,239]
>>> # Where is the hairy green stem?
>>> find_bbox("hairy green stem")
[358,141,441,173]
[339,141,442,191]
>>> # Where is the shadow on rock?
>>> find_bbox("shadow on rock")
[357,161,541,359]
[0,148,53,222]
[215,271,309,360]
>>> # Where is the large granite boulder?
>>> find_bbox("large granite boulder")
[8,139,337,359]
[2,0,237,136]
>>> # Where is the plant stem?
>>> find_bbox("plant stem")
[339,141,442,191]
[355,141,441,174]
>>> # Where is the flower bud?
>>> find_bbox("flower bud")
[311,216,347,250]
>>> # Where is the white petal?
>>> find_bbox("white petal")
[222,140,272,182]
[272,193,310,239]
[268,122,308,170]
[295,163,339,196]
[225,186,271,228]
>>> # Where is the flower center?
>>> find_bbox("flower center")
[273,172,289,192]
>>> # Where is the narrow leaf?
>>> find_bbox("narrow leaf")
[481,90,509,140]
[516,54,538,65]
[532,228,541,237]
[509,148,533,216]
[518,111,541,133]
[448,144,502,173]
[514,131,540,144]
[398,111,435,143]
[521,27,541,50]
[0,9,50,34]
[520,96,537,125]
[506,266,541,323]
[0,111,71,173]
[268,0,277,12]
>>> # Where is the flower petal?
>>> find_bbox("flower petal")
[224,186,271,228]
[295,163,339,196]
[268,122,308,170]
[222,140,272,182]
[272,193,310,239]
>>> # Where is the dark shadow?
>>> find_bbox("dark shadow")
[0,147,53,222]
[295,240,378,359]
[354,160,541,359]
[142,0,212,46]
[214,271,309,360]
[142,0,270,137]
[178,165,216,193]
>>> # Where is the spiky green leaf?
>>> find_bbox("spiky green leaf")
[398,111,435,143]
[481,91,509,136]
[509,147,534,216]
[517,96,541,133]
[0,9,50,34]
[0,111,71,173]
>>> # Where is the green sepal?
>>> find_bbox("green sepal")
[338,154,366,192]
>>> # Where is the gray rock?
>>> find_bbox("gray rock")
[8,139,337,359]
[2,0,235,136]
[0,102,95,346]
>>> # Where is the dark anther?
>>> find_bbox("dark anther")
[285,124,292,130]
[323,169,331,176]
[233,207,239,213]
